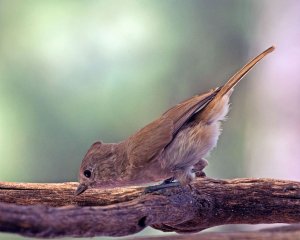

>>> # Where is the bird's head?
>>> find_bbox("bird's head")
[75,141,121,195]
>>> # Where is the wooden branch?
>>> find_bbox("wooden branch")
[0,178,300,238]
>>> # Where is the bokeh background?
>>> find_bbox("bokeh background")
[1,0,300,239]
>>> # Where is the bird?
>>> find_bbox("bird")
[75,46,275,196]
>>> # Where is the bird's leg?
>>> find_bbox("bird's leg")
[144,177,180,193]
[144,181,180,193]
[192,158,208,178]
[162,176,175,184]
[144,166,197,193]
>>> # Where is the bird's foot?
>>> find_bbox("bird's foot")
[144,177,180,193]
[193,158,208,178]
[193,169,206,178]
[162,177,175,184]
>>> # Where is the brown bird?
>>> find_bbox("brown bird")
[75,46,275,195]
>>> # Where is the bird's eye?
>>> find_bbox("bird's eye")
[83,170,91,178]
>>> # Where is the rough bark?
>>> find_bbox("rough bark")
[0,178,299,238]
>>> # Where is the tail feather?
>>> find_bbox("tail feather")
[203,46,275,114]
[217,46,275,98]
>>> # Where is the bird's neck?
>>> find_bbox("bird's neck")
[113,141,129,177]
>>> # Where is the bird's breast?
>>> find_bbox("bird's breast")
[162,121,221,170]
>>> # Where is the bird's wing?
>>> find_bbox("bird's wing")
[162,89,218,136]
[127,90,218,164]
[127,117,174,165]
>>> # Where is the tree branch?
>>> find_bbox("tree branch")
[0,178,300,238]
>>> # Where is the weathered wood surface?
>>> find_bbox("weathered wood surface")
[0,178,300,238]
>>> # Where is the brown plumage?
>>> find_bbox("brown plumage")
[75,46,275,195]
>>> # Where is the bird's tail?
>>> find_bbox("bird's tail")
[216,46,275,99]
[199,46,275,122]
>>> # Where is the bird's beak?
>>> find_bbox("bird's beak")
[75,183,88,196]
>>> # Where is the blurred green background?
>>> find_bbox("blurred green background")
[1,0,300,239]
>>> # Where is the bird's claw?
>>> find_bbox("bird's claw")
[144,181,180,193]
